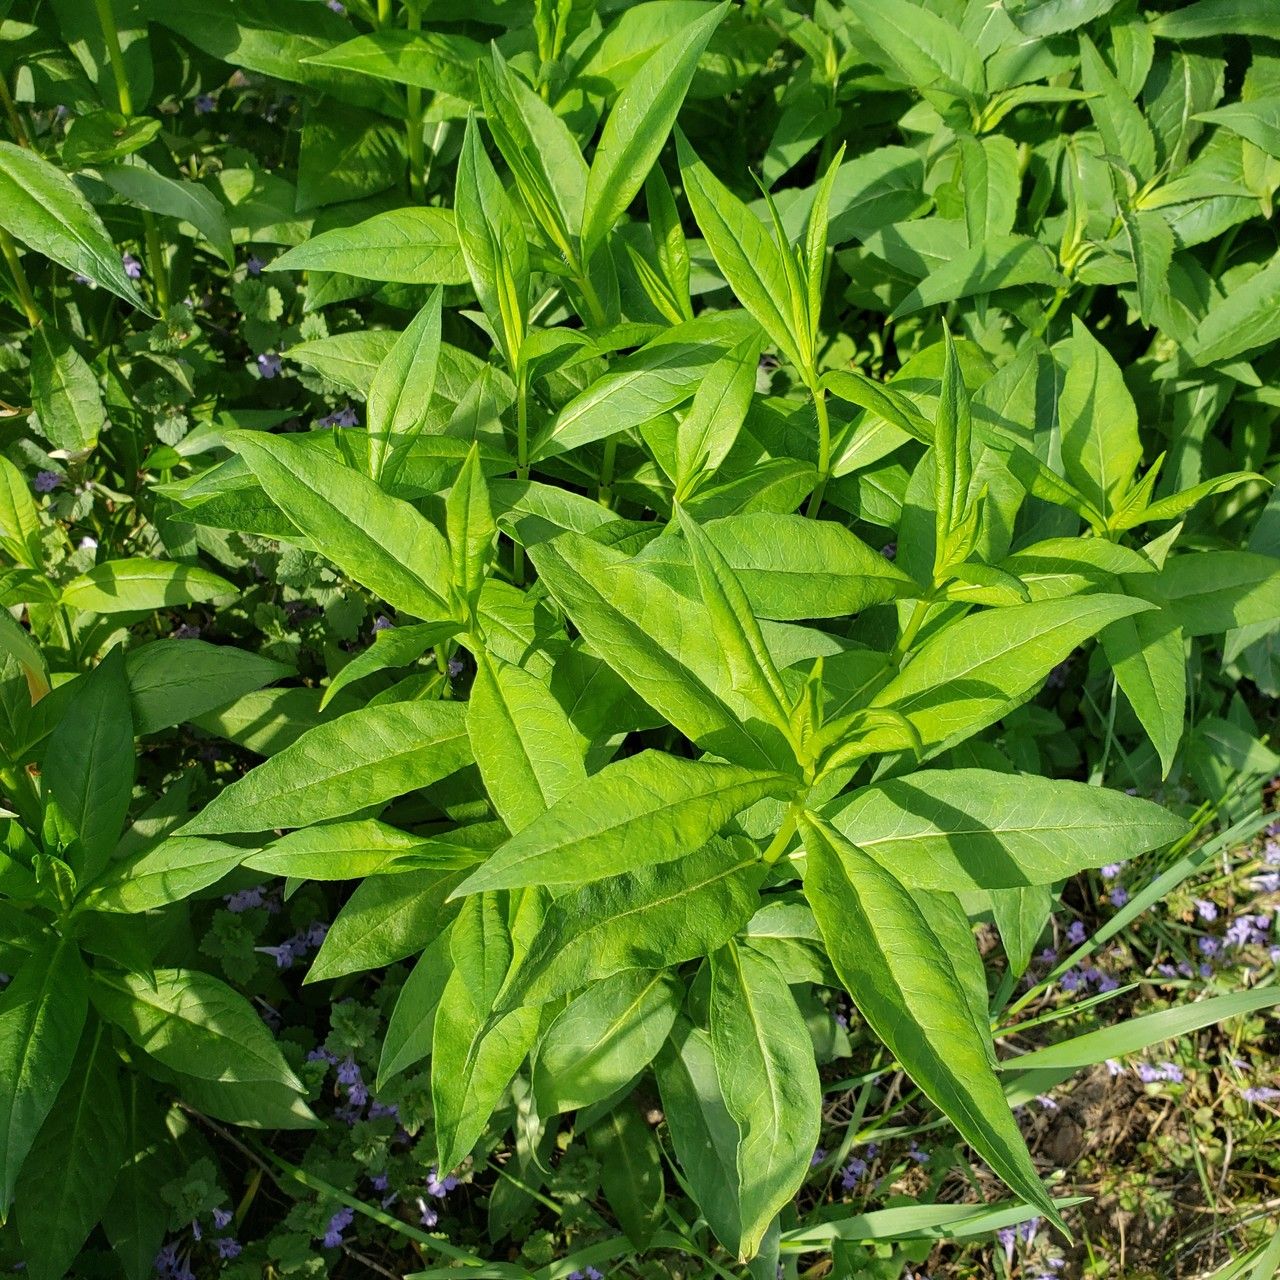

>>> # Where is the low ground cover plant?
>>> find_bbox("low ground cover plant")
[0,0,1279,1276]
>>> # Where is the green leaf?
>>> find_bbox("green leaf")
[580,4,728,258]
[677,133,808,373]
[1151,0,1280,39]
[1187,253,1280,366]
[125,639,292,735]
[456,115,528,369]
[16,1025,126,1280]
[452,750,793,896]
[533,970,680,1115]
[377,932,453,1090]
[230,431,454,622]
[1056,316,1143,520]
[91,968,305,1092]
[529,532,792,769]
[178,700,470,835]
[43,647,134,881]
[447,445,496,616]
[889,235,1065,319]
[587,1102,666,1250]
[1197,98,1280,158]
[1118,203,1175,331]
[498,836,767,1009]
[29,326,104,455]
[675,507,793,741]
[799,813,1062,1231]
[321,621,458,711]
[0,610,49,703]
[246,819,478,881]
[432,893,540,1172]
[1133,551,1280,636]
[1100,611,1186,777]
[367,289,443,485]
[1079,33,1156,181]
[674,336,761,492]
[63,114,163,167]
[95,162,235,267]
[1115,471,1264,530]
[60,559,233,614]
[709,942,820,1260]
[989,885,1053,980]
[307,867,463,983]
[655,1017,742,1253]
[0,141,149,311]
[468,650,586,835]
[0,455,41,570]
[0,940,88,1219]
[79,836,246,913]
[303,28,484,97]
[270,208,469,284]
[823,768,1188,891]
[846,0,984,112]
[871,594,1151,749]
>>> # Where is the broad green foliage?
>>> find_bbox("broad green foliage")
[0,0,1278,1275]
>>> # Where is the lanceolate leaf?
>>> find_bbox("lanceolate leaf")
[451,751,794,895]
[709,942,820,1260]
[0,941,88,1220]
[799,814,1062,1231]
[497,836,768,1009]
[179,700,471,835]
[231,431,455,622]
[824,769,1189,890]
[367,289,443,485]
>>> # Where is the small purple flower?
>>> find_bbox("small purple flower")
[1159,1062,1184,1083]
[194,94,216,114]
[247,254,266,275]
[33,470,61,493]
[1110,887,1129,908]
[1045,659,1072,689]
[810,1147,826,1167]
[123,252,143,279]
[1242,1086,1280,1102]
[997,1225,1016,1255]
[447,657,464,678]
[1105,1058,1124,1076]
[426,1167,458,1198]
[416,1197,438,1229]
[369,1173,389,1192]
[1096,974,1119,993]
[172,624,201,640]
[1156,962,1177,978]
[1060,968,1084,992]
[337,1057,361,1087]
[1035,1094,1058,1110]
[1100,862,1124,881]
[306,921,329,949]
[322,1206,354,1248]
[308,1046,338,1064]
[256,941,296,969]
[1264,839,1280,866]
[1137,1063,1163,1083]
[225,887,265,913]
[1020,1217,1041,1244]
[373,615,394,632]
[1194,899,1218,921]
[907,1140,929,1164]
[1198,936,1220,957]
[212,1208,232,1230]
[1066,920,1086,947]
[328,0,345,10]
[880,542,897,561]
[190,1219,202,1241]
[257,352,282,379]
[1039,947,1057,965]
[1252,872,1280,893]
[840,1156,867,1190]
[214,1238,241,1259]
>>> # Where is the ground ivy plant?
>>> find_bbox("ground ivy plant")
[1,0,1280,1276]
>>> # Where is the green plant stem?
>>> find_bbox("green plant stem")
[513,362,530,583]
[0,227,40,326]
[762,807,800,865]
[376,0,392,24]
[890,596,931,666]
[405,7,425,201]
[572,263,608,329]
[804,381,832,517]
[93,0,169,313]
[0,74,29,148]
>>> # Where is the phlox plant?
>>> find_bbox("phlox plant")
[0,0,1279,1277]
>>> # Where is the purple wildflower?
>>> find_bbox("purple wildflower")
[369,1173,389,1192]
[328,0,345,10]
[1160,1062,1184,1083]
[214,1239,242,1259]
[172,624,201,640]
[1035,1094,1058,1110]
[1105,1058,1124,1076]
[257,352,282,379]
[194,94,216,114]
[1110,887,1129,908]
[997,1225,1016,1254]
[247,255,266,275]
[1264,839,1280,866]
[321,1206,354,1249]
[840,1156,867,1189]
[447,657,464,678]
[212,1208,232,1230]
[810,1147,826,1167]
[1194,899,1218,921]
[1100,862,1124,880]
[123,252,142,279]
[1066,920,1086,946]
[1242,1086,1280,1102]
[225,887,264,913]
[1252,872,1280,893]
[369,1100,398,1119]
[881,542,897,561]
[1039,947,1057,965]
[337,1057,361,1087]
[33,470,60,493]
[1060,968,1085,992]
[907,1140,929,1164]
[256,941,296,969]
[426,1167,458,1197]
[1097,974,1119,992]
[373,615,394,632]
[1198,936,1220,957]
[1137,1063,1162,1083]
[416,1197,438,1229]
